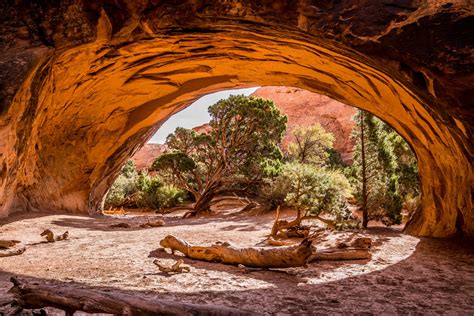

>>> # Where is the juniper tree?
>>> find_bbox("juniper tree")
[152,95,287,217]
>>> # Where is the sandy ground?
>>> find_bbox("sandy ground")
[0,208,473,315]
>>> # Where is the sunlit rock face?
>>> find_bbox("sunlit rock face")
[0,1,472,237]
[252,87,356,163]
[131,143,166,171]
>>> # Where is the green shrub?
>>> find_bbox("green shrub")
[261,162,351,222]
[134,172,187,210]
[155,184,187,210]
[104,161,139,209]
[104,161,188,211]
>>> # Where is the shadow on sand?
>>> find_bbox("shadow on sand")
[1,236,473,314]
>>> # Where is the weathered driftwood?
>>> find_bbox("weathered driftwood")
[8,277,250,316]
[309,248,371,261]
[309,237,372,261]
[159,235,313,268]
[153,259,190,273]
[264,237,296,247]
[0,247,26,257]
[140,219,165,228]
[270,207,335,239]
[0,240,21,249]
[40,230,69,243]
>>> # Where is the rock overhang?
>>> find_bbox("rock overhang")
[0,1,471,237]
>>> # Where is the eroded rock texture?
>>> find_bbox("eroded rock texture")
[252,87,356,163]
[132,143,166,171]
[0,1,472,237]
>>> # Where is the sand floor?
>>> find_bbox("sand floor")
[0,209,473,315]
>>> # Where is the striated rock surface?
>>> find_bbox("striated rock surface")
[252,87,356,163]
[0,1,472,237]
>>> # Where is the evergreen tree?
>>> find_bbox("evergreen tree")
[351,110,403,228]
[152,95,287,217]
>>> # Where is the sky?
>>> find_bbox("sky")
[149,87,259,143]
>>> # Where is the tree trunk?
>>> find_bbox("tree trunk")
[8,277,249,316]
[160,235,313,268]
[193,191,215,214]
[186,183,221,218]
[360,111,369,229]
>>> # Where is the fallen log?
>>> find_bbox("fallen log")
[159,235,313,268]
[309,237,372,261]
[109,222,131,228]
[309,248,371,261]
[140,219,165,228]
[8,277,250,316]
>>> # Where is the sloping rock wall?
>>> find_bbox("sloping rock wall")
[252,87,356,163]
[0,1,472,237]
[131,143,166,171]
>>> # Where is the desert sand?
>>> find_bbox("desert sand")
[0,208,473,315]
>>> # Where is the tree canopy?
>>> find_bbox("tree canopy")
[287,123,334,166]
[152,95,287,216]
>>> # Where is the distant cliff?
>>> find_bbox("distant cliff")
[252,87,356,163]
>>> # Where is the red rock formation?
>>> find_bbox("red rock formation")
[252,87,356,163]
[0,1,471,237]
[192,123,212,135]
[131,143,166,171]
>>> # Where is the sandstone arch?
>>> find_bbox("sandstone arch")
[0,1,472,237]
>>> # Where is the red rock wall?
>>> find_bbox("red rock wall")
[131,143,166,171]
[0,1,471,237]
[252,87,356,163]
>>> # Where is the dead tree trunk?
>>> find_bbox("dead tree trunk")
[271,212,335,239]
[309,237,372,261]
[8,277,249,316]
[310,248,371,261]
[159,235,313,268]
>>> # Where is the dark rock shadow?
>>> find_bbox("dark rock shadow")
[1,237,473,314]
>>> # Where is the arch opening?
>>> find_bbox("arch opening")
[105,85,422,232]
[0,27,471,237]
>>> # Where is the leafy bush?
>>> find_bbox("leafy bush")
[287,124,334,166]
[155,184,187,210]
[104,160,187,211]
[104,161,139,209]
[261,162,351,221]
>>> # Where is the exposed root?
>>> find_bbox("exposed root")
[270,207,335,239]
[153,259,190,273]
[40,229,69,243]
[182,210,197,219]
